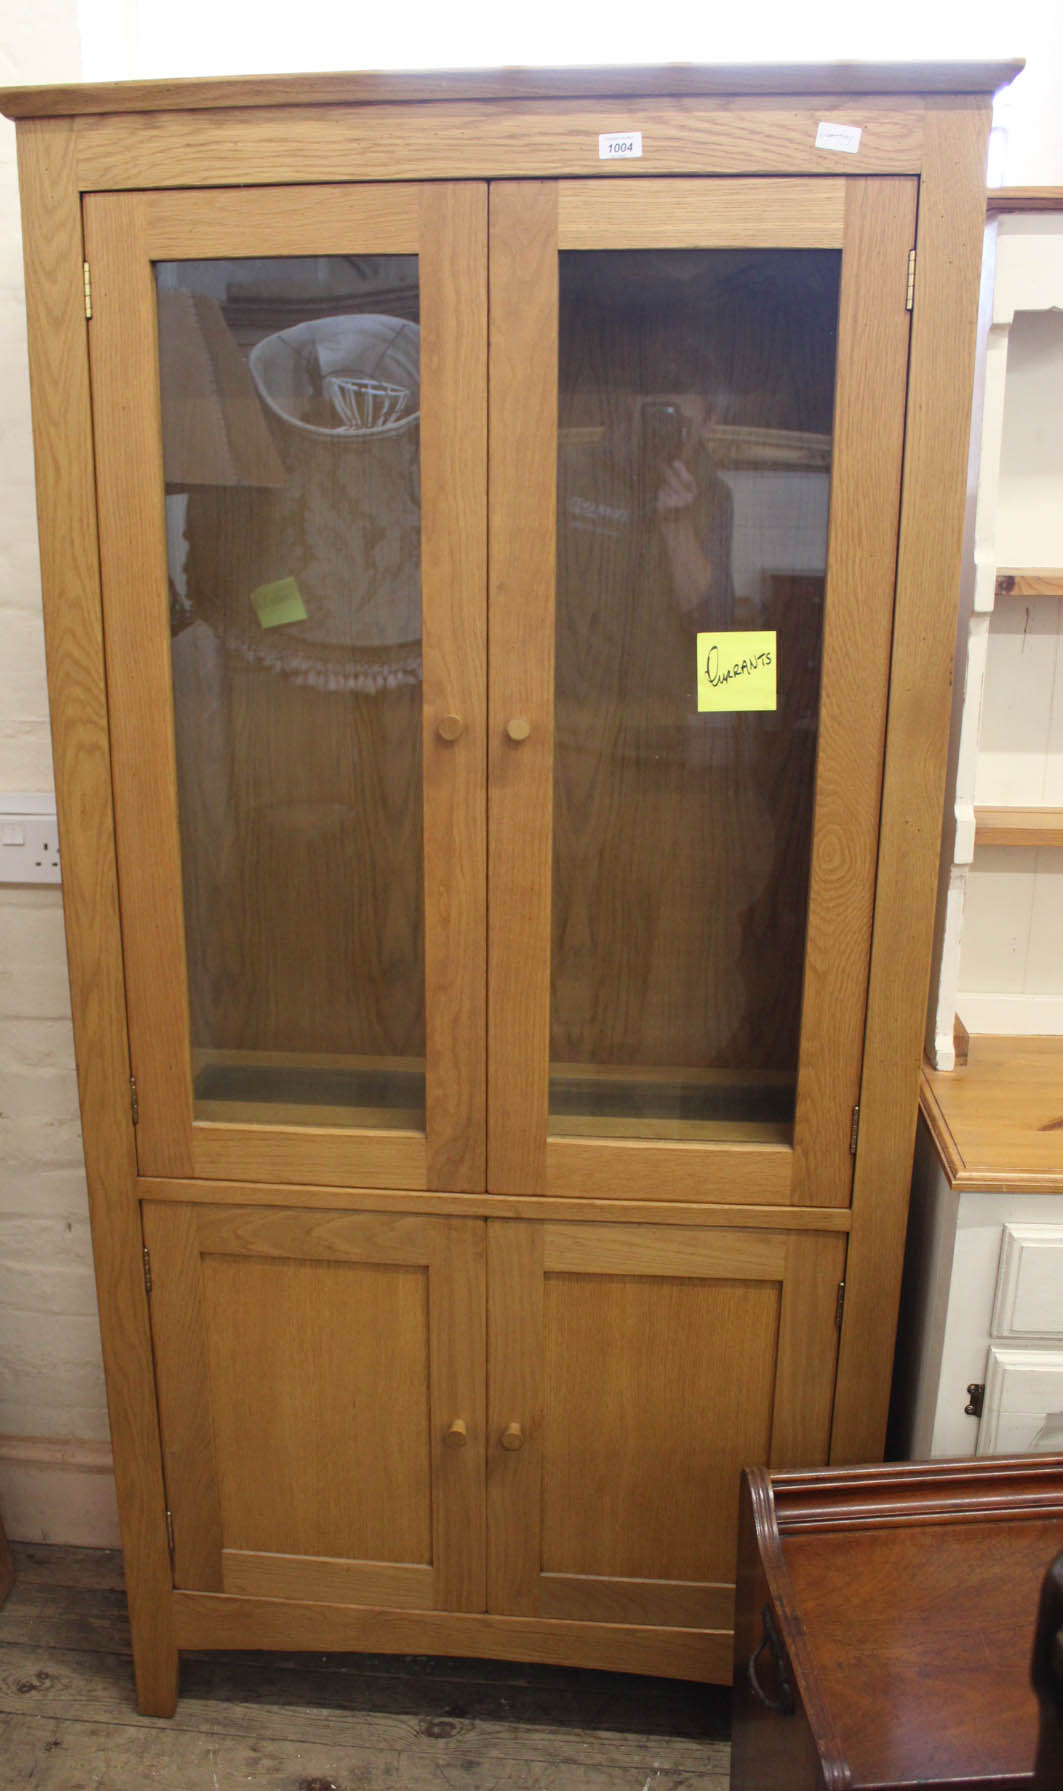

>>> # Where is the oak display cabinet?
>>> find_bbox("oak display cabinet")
[1,61,1016,1715]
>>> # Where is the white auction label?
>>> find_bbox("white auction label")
[599,131,643,160]
[815,121,862,154]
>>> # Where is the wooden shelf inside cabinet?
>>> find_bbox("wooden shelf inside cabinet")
[920,1035,1063,1192]
[995,569,1063,599]
[974,807,1063,848]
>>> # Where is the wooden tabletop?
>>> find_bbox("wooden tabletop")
[921,1035,1063,1193]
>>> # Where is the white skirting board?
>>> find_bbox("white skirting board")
[0,1435,120,1547]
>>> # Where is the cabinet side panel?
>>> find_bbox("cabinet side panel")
[833,97,994,1464]
[15,119,177,1713]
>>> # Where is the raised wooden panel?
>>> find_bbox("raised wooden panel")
[144,1203,485,1612]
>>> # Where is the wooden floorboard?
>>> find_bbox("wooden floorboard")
[0,1545,731,1788]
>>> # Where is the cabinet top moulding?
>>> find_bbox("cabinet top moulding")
[0,61,1024,120]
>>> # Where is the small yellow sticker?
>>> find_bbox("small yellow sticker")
[250,576,308,629]
[697,630,777,713]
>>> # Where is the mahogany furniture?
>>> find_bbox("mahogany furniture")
[0,62,1016,1716]
[730,1455,1063,1791]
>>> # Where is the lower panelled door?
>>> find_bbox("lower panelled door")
[143,1202,485,1612]
[486,1220,846,1638]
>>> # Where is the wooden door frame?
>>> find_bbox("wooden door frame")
[83,180,488,1195]
[486,174,916,1211]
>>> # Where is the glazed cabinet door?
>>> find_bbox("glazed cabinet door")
[84,184,487,1190]
[142,1204,485,1611]
[488,176,917,1205]
[486,1219,846,1657]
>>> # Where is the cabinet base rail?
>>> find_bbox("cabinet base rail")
[167,1589,728,1686]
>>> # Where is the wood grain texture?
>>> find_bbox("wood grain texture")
[489,1219,844,1649]
[995,569,1063,598]
[16,121,177,1718]
[790,177,917,1208]
[0,1518,12,1609]
[143,1203,485,1612]
[486,1222,545,1618]
[137,1174,854,1228]
[986,186,1063,214]
[84,189,193,1177]
[428,1219,487,1611]
[221,1551,434,1608]
[0,62,1022,118]
[920,1037,1063,1193]
[974,806,1063,846]
[545,1137,792,1203]
[487,183,557,1194]
[831,96,996,1467]
[173,1589,731,1682]
[67,100,928,196]
[141,1204,224,1590]
[419,184,488,1191]
[189,1126,427,1189]
[734,1457,1062,1790]
[140,182,420,255]
[556,178,846,248]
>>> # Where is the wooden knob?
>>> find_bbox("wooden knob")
[505,717,531,743]
[437,714,465,742]
[444,1418,468,1449]
[500,1422,524,1452]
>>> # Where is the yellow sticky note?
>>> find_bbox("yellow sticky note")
[697,631,777,713]
[250,576,307,629]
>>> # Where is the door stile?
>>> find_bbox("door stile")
[789,177,917,1207]
[84,189,195,1178]
[486,1219,545,1614]
[419,184,489,1192]
[486,182,559,1195]
[141,1202,225,1588]
[429,1217,488,1611]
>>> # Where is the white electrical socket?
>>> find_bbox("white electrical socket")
[0,795,61,885]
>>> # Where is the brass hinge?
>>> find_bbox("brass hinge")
[142,1246,152,1296]
[849,1104,860,1155]
[965,1382,985,1418]
[83,261,92,320]
[165,1508,175,1560]
[130,1075,139,1126]
[906,247,916,312]
[835,1280,846,1329]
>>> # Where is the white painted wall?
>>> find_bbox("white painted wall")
[0,2,1061,1542]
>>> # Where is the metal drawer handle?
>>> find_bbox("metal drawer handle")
[747,1604,795,1716]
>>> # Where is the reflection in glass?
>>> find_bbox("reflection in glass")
[156,256,424,1129]
[551,250,841,1141]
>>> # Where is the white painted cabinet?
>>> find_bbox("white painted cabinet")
[893,1117,1063,1459]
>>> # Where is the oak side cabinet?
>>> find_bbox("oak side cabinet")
[0,62,1015,1715]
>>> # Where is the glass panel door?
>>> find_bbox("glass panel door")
[158,256,425,1134]
[86,185,487,1190]
[552,247,839,1145]
[488,178,917,1204]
